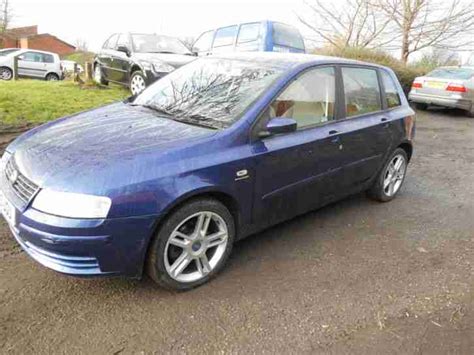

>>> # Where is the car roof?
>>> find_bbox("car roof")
[209,52,384,70]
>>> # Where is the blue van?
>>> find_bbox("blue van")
[192,20,305,55]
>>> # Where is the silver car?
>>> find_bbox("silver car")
[409,67,474,117]
[0,49,63,81]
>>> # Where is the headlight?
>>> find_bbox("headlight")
[32,189,111,219]
[151,62,174,73]
[0,151,11,170]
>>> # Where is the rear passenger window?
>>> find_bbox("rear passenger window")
[342,67,381,117]
[42,54,54,63]
[213,26,238,47]
[237,23,260,43]
[270,67,336,129]
[381,70,401,108]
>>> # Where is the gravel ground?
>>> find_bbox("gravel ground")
[0,108,473,354]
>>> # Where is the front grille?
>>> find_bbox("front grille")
[4,158,39,203]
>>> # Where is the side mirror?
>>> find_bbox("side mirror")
[260,117,297,138]
[191,51,198,56]
[117,46,131,56]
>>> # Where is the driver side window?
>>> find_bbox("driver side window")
[269,66,336,129]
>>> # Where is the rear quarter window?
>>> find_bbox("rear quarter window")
[342,67,382,117]
[381,70,401,108]
[42,54,54,63]
[272,23,304,50]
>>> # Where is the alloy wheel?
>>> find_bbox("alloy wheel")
[164,211,229,283]
[0,68,12,80]
[130,74,146,95]
[383,154,406,197]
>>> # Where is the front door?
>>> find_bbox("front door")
[17,51,48,78]
[110,33,131,84]
[251,66,343,225]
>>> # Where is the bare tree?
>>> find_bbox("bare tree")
[373,0,474,63]
[0,0,13,33]
[296,0,395,49]
[74,38,89,52]
[180,37,195,51]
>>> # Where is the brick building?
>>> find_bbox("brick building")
[0,26,76,56]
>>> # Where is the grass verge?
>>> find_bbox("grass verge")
[0,80,128,126]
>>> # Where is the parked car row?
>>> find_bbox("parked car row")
[93,20,306,95]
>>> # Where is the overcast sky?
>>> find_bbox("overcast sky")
[10,0,310,51]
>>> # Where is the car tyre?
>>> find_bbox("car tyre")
[0,67,13,81]
[130,71,147,96]
[414,103,428,111]
[367,148,409,202]
[45,73,59,81]
[467,106,474,118]
[147,198,235,291]
[94,64,108,85]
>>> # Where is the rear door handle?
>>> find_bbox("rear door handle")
[381,118,388,122]
[328,129,340,143]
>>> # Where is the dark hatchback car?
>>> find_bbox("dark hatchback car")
[1,53,415,290]
[94,33,195,95]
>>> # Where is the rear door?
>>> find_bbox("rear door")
[17,51,48,78]
[99,34,118,80]
[334,66,393,192]
[42,53,56,75]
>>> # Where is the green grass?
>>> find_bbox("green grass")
[0,80,129,126]
[63,51,95,67]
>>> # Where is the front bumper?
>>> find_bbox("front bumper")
[408,92,472,111]
[4,205,158,278]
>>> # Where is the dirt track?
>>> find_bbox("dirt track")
[1,109,474,354]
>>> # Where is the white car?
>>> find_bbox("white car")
[61,60,84,74]
[0,48,63,81]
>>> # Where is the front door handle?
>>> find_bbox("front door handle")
[328,130,338,135]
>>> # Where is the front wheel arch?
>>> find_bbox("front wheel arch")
[140,190,241,276]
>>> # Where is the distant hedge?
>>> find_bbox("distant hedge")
[314,47,428,94]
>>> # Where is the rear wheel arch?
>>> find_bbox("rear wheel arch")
[398,142,413,162]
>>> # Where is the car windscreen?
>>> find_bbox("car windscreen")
[0,49,20,56]
[133,58,284,129]
[427,68,474,80]
[131,34,191,55]
[272,23,305,50]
